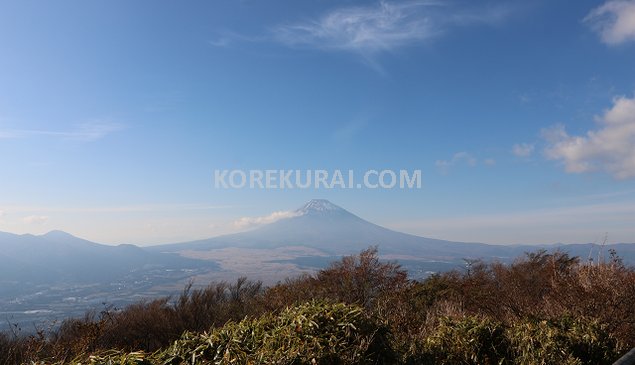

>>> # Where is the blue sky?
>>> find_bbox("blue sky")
[1,0,634,245]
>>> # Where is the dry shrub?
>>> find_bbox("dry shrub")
[0,323,54,364]
[0,332,25,365]
[415,315,510,365]
[406,315,620,365]
[264,247,409,310]
[175,277,263,333]
[75,301,394,365]
[421,250,635,348]
[564,255,635,344]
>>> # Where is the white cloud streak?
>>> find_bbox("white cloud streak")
[23,215,49,225]
[233,210,301,229]
[543,95,635,179]
[512,143,535,157]
[436,152,477,172]
[0,203,231,214]
[272,1,512,55]
[332,118,368,143]
[0,121,124,142]
[584,0,635,45]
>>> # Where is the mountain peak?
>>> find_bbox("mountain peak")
[297,199,345,215]
[41,230,75,239]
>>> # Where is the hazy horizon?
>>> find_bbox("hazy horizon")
[1,198,633,247]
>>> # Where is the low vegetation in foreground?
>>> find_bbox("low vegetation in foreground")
[2,247,634,364]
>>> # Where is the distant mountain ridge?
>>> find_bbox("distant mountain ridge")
[0,230,209,286]
[2,199,635,283]
[149,199,635,265]
[3,200,634,270]
[0,230,219,333]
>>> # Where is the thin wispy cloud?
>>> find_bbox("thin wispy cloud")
[584,0,635,45]
[443,152,478,166]
[332,118,368,143]
[543,95,635,180]
[273,1,440,53]
[23,215,49,225]
[436,151,477,173]
[208,30,265,48]
[1,203,231,214]
[558,189,635,204]
[208,38,230,47]
[0,131,17,139]
[512,143,535,157]
[272,0,512,55]
[0,121,124,142]
[233,210,301,230]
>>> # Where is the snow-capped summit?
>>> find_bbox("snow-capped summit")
[159,198,459,255]
[297,199,344,215]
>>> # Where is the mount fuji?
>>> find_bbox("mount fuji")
[150,199,635,273]
[150,199,477,257]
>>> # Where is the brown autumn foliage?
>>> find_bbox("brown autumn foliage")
[426,249,635,347]
[262,246,408,310]
[1,246,634,364]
